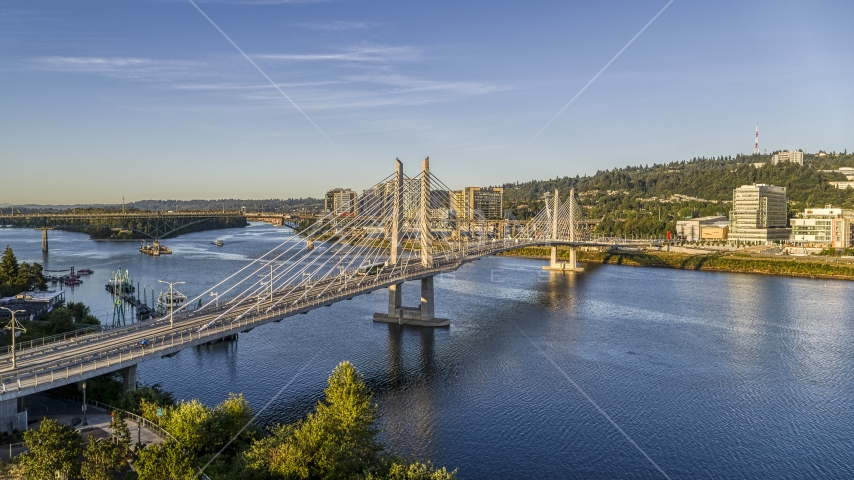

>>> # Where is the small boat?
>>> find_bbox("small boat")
[140,240,172,256]
[213,239,224,246]
[77,268,94,275]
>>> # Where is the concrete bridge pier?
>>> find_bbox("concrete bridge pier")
[542,246,584,272]
[41,228,49,253]
[0,397,27,435]
[119,365,137,392]
[373,277,449,327]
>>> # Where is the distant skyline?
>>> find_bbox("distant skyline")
[1,1,852,204]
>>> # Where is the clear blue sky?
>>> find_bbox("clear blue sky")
[1,1,851,204]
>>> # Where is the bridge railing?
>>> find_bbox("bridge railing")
[0,325,104,356]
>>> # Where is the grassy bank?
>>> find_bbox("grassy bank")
[502,247,854,280]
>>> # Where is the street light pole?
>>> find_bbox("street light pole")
[0,308,26,369]
[157,280,184,328]
[82,381,88,426]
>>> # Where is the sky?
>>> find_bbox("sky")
[1,0,852,204]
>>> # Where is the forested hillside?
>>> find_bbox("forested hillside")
[501,151,854,237]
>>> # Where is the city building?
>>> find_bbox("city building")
[0,290,66,321]
[675,216,729,242]
[771,150,804,165]
[324,188,357,216]
[790,206,854,248]
[451,187,504,220]
[728,184,791,244]
[359,178,422,218]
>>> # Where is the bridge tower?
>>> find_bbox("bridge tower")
[374,157,449,327]
[543,188,584,272]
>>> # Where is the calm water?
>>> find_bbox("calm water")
[3,225,854,479]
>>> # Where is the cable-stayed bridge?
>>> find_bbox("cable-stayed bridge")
[0,158,660,431]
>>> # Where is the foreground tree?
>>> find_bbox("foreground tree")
[109,410,132,454]
[19,419,82,480]
[81,436,124,480]
[135,440,196,480]
[245,361,384,478]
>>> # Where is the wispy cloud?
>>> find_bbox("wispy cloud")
[347,73,511,96]
[31,56,200,82]
[257,45,418,63]
[292,21,375,31]
[234,73,511,110]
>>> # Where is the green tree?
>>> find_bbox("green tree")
[246,361,383,479]
[161,399,216,453]
[19,419,82,480]
[117,382,175,414]
[135,440,196,480]
[378,460,458,480]
[109,411,132,453]
[212,393,255,446]
[0,245,18,286]
[81,436,124,480]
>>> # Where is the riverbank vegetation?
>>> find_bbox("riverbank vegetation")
[506,247,854,280]
[8,362,456,480]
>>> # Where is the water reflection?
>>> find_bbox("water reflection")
[381,324,438,458]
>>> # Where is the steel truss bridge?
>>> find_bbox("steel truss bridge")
[0,158,661,425]
[0,212,246,251]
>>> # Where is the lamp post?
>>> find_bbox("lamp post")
[210,291,220,308]
[0,308,26,369]
[157,280,184,328]
[82,381,88,426]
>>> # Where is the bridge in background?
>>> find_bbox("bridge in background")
[0,158,660,432]
[0,212,246,252]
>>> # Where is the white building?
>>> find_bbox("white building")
[324,188,357,216]
[771,150,804,165]
[728,184,791,245]
[790,206,854,248]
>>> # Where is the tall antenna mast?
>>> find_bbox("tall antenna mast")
[754,121,759,155]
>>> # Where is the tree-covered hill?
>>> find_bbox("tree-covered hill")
[500,150,854,237]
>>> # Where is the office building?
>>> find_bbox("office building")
[728,184,791,244]
[771,150,804,165]
[451,187,504,220]
[324,188,357,216]
[790,206,854,248]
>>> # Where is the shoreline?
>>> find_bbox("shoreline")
[500,247,854,281]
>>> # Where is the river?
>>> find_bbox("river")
[2,224,854,479]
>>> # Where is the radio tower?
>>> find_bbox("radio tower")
[754,121,759,155]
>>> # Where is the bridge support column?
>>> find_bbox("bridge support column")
[41,228,49,253]
[119,365,137,392]
[0,397,27,435]
[387,283,402,315]
[542,246,584,272]
[373,276,449,327]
